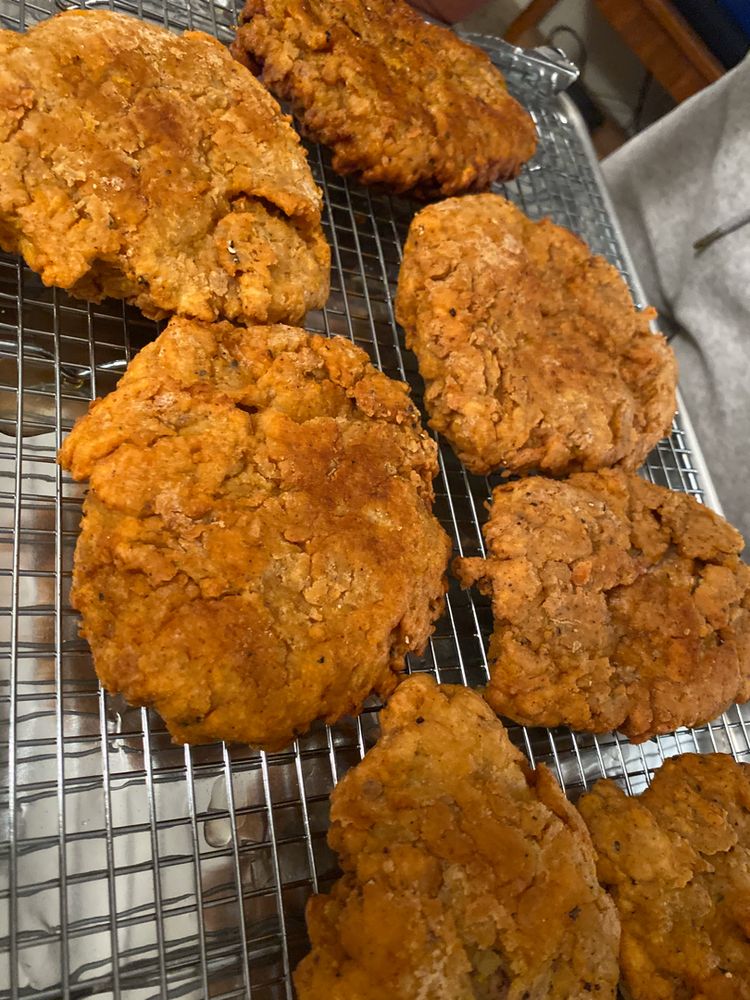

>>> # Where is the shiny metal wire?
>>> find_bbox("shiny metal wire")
[0,2,748,997]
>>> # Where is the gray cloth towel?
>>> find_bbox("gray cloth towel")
[602,54,750,540]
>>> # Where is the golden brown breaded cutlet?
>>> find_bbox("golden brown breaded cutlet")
[0,10,329,324]
[454,470,750,743]
[231,0,537,197]
[58,319,451,750]
[395,195,677,476]
[579,753,750,1000]
[294,675,620,1000]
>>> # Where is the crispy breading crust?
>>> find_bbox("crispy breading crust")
[395,195,677,475]
[579,754,750,1000]
[0,11,329,323]
[58,319,450,750]
[454,470,750,743]
[231,0,537,197]
[294,675,620,999]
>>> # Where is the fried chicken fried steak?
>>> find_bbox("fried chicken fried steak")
[58,319,451,749]
[395,195,677,475]
[232,0,537,197]
[295,675,620,1000]
[0,10,329,323]
[580,753,750,1000]
[454,470,750,743]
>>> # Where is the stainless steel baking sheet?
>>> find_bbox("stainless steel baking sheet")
[1,3,747,997]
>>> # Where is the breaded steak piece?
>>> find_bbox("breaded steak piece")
[579,753,750,1000]
[395,195,677,475]
[295,675,620,1000]
[0,11,329,324]
[231,0,537,197]
[454,470,750,743]
[58,319,450,750]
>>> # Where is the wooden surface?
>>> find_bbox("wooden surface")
[504,0,724,103]
[505,0,559,45]
[595,0,724,102]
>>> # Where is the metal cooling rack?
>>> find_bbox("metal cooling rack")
[1,2,748,997]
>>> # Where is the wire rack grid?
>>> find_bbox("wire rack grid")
[1,1,748,998]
